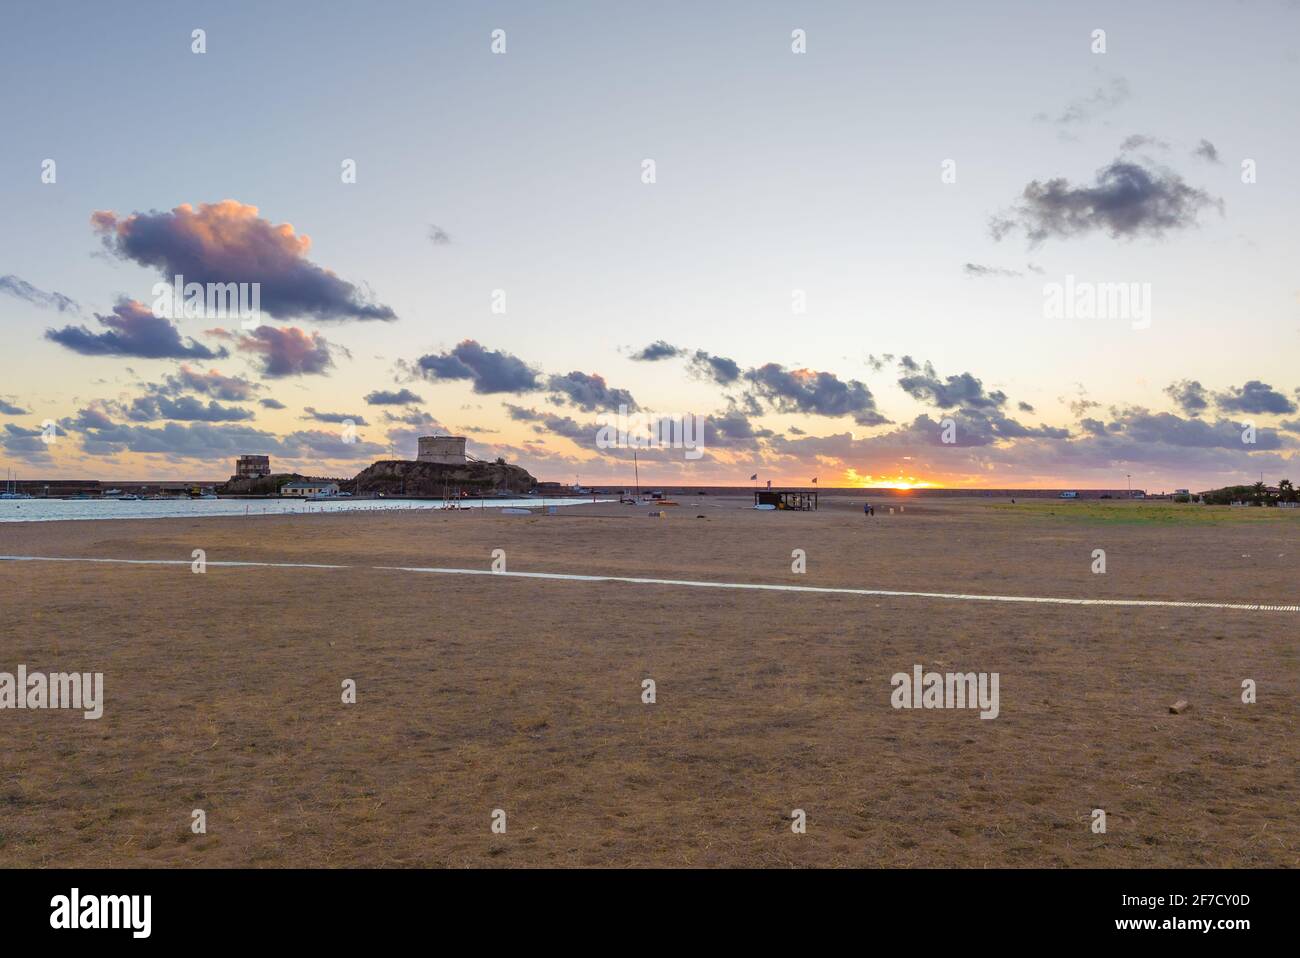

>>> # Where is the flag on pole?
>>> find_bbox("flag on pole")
[749,474,757,481]
[811,477,818,484]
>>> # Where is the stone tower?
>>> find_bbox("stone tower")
[416,435,467,465]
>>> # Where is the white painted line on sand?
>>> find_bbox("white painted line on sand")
[3,554,1296,613]
[0,555,349,570]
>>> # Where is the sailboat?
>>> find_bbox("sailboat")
[0,469,33,499]
[619,450,640,504]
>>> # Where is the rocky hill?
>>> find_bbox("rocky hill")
[220,473,313,496]
[350,459,536,496]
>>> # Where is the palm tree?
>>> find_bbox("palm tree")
[1279,478,1295,503]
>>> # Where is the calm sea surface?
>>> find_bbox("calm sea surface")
[0,497,604,523]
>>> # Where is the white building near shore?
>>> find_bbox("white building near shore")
[281,480,339,498]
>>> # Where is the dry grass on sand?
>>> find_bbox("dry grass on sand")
[0,495,1295,867]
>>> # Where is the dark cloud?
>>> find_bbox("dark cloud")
[364,388,422,406]
[383,408,448,430]
[414,340,541,394]
[630,340,681,361]
[547,371,638,412]
[1163,379,1210,415]
[1017,401,1035,413]
[504,404,594,442]
[0,398,30,415]
[127,394,254,423]
[746,363,889,426]
[237,326,336,377]
[303,407,368,426]
[64,405,116,430]
[897,358,1007,410]
[865,353,894,373]
[0,274,79,313]
[764,405,1293,489]
[281,429,387,460]
[1215,380,1297,416]
[46,298,228,360]
[259,398,287,410]
[690,350,741,385]
[60,418,283,459]
[1106,407,1283,450]
[428,224,451,245]
[703,407,774,449]
[59,414,385,462]
[1,423,52,460]
[990,160,1221,245]
[886,410,1068,448]
[146,364,260,402]
[91,200,395,322]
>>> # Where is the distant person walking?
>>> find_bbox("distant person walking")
[863,501,874,517]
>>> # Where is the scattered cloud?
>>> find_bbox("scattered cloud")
[364,388,422,406]
[46,298,228,360]
[0,423,54,463]
[504,404,594,442]
[1119,134,1170,152]
[126,393,254,423]
[689,350,742,385]
[1037,77,1130,126]
[1214,380,1297,415]
[91,200,396,322]
[746,363,889,426]
[1,274,79,313]
[547,371,638,412]
[1163,379,1210,415]
[237,325,336,377]
[1192,139,1221,164]
[963,262,1022,278]
[303,407,368,425]
[413,340,541,394]
[897,357,1007,410]
[630,340,682,361]
[990,159,1221,245]
[146,365,260,401]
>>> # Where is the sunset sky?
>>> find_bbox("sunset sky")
[2,1,1298,489]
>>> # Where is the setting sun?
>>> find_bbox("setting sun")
[843,469,935,490]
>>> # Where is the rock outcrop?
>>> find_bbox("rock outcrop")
[350,459,536,496]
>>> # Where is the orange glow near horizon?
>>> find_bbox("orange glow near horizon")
[842,469,936,490]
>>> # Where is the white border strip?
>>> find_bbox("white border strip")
[3,554,1296,613]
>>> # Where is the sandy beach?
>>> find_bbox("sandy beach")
[1,495,1295,867]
